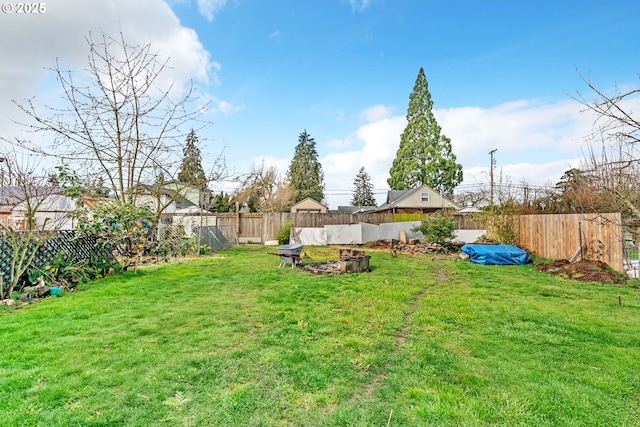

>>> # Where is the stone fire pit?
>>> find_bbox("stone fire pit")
[302,249,371,275]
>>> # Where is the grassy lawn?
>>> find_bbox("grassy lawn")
[1,245,639,426]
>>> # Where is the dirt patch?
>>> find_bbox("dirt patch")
[536,259,625,284]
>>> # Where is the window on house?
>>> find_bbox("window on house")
[420,192,429,202]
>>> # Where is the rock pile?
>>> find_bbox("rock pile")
[371,239,457,254]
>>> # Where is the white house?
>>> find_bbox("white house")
[10,193,76,231]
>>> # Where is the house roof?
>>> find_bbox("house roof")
[372,184,460,212]
[79,196,113,210]
[387,189,413,204]
[0,186,61,206]
[290,197,327,209]
[337,205,377,214]
[457,206,482,214]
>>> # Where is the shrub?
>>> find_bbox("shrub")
[277,222,293,245]
[412,212,457,246]
[75,201,155,272]
[477,204,519,245]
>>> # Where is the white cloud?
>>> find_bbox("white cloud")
[349,0,375,12]
[0,0,226,145]
[327,138,346,148]
[359,104,394,123]
[250,156,291,176]
[435,100,590,168]
[319,99,599,209]
[196,0,229,21]
[268,30,280,40]
[322,116,406,207]
[462,158,581,190]
[211,97,245,115]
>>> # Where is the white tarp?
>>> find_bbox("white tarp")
[379,221,422,241]
[293,221,487,246]
[361,222,380,243]
[454,230,486,244]
[294,227,327,245]
[326,224,362,244]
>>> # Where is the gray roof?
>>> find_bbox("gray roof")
[457,206,482,214]
[337,205,377,214]
[386,189,412,204]
[0,186,61,206]
[370,185,460,213]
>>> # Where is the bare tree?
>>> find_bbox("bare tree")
[571,70,640,216]
[233,162,294,212]
[579,138,640,216]
[573,68,640,146]
[6,30,232,253]
[0,153,63,299]
[11,30,213,205]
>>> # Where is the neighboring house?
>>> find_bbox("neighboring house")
[0,186,27,228]
[161,181,213,210]
[457,206,482,215]
[290,197,328,214]
[1,186,116,231]
[163,206,217,238]
[135,188,178,215]
[373,184,460,214]
[10,193,76,231]
[136,182,213,214]
[336,205,377,214]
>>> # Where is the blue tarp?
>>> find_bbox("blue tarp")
[461,244,532,265]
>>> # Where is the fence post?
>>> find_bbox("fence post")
[235,202,240,234]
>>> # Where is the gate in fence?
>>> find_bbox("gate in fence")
[192,226,233,251]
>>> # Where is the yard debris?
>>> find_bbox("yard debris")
[303,261,342,275]
[303,249,371,275]
[536,259,626,284]
[369,239,457,255]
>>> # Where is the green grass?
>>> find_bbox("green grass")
[1,245,639,426]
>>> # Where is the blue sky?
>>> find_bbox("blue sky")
[1,0,639,208]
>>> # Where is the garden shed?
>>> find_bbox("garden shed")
[290,197,328,214]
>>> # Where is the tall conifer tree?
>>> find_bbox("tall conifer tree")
[388,68,463,195]
[287,130,325,203]
[350,166,377,206]
[178,129,207,187]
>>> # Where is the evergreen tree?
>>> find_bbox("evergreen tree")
[212,192,232,212]
[287,130,325,203]
[350,166,377,206]
[388,67,463,195]
[178,129,207,187]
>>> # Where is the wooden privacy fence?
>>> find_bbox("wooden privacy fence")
[513,213,623,272]
[213,212,485,243]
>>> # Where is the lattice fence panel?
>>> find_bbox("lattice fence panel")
[0,231,112,289]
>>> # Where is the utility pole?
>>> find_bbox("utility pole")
[489,149,497,206]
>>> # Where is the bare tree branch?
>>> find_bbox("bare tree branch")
[8,30,212,205]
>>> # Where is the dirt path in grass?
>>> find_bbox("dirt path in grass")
[361,269,448,400]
